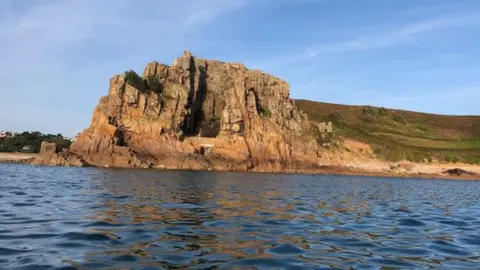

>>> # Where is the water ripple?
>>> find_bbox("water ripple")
[268,243,306,255]
[2,164,480,269]
[0,247,32,256]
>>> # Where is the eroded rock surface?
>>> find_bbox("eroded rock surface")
[69,51,321,172]
[32,142,87,167]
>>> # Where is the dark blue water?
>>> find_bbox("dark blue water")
[2,164,480,269]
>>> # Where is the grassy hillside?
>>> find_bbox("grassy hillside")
[295,100,480,164]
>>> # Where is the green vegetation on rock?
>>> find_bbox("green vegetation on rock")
[260,107,272,118]
[125,70,163,94]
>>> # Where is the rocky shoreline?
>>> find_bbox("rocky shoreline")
[26,141,480,180]
[3,147,478,180]
[27,51,480,181]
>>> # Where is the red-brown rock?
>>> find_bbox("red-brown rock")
[32,141,88,167]
[68,51,322,172]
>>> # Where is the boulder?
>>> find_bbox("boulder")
[32,141,87,167]
[443,168,478,177]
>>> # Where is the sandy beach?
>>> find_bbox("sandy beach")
[322,162,480,181]
[0,152,38,163]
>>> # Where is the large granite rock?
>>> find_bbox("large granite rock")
[32,141,87,167]
[69,51,321,172]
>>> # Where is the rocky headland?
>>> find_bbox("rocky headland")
[34,51,321,172]
[31,51,480,180]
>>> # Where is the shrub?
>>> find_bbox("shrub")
[417,125,429,132]
[124,70,163,94]
[409,152,424,163]
[372,144,405,162]
[328,111,345,124]
[378,107,389,116]
[444,154,459,163]
[362,114,377,124]
[465,154,480,165]
[125,70,146,91]
[144,76,163,94]
[362,106,378,116]
[260,108,272,118]
[393,114,407,124]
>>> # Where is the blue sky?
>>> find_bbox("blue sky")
[1,0,479,136]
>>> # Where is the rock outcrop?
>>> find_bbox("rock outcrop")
[443,168,479,177]
[32,142,88,167]
[68,51,322,172]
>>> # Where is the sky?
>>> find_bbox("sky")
[0,0,479,136]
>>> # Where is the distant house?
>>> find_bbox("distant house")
[0,131,13,139]
[22,145,33,151]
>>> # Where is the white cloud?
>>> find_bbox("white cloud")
[307,13,480,55]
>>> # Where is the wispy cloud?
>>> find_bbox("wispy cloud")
[0,0,250,135]
[384,86,480,103]
[1,1,479,134]
[378,85,480,115]
[307,13,480,57]
[183,0,249,28]
[249,12,480,72]
[1,0,250,60]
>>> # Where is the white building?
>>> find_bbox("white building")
[0,131,17,139]
[0,131,10,139]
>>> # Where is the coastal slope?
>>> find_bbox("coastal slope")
[61,51,320,172]
[296,100,480,164]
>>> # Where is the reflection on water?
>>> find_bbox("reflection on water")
[2,164,480,269]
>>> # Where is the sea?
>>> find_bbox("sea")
[1,164,480,269]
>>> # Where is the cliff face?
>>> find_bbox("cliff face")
[67,51,320,172]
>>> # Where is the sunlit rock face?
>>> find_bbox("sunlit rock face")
[68,51,321,172]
